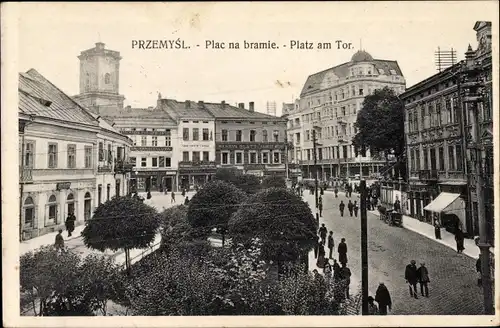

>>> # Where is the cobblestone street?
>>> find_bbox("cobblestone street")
[304,191,485,315]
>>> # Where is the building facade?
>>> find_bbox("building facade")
[19,69,100,240]
[287,50,406,182]
[401,21,493,239]
[205,102,288,178]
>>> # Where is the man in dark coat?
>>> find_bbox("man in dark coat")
[353,201,359,217]
[333,259,342,281]
[338,238,348,267]
[455,227,465,253]
[327,231,335,259]
[393,197,401,213]
[65,212,76,237]
[54,229,65,251]
[318,196,323,217]
[314,236,320,259]
[334,186,339,198]
[339,201,345,217]
[417,262,430,297]
[318,223,328,245]
[405,260,419,299]
[375,282,392,315]
[340,264,352,299]
[347,200,354,217]
[184,196,190,205]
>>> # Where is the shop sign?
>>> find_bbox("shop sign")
[56,182,71,190]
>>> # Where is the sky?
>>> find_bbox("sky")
[12,1,499,116]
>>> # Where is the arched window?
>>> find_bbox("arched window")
[104,73,111,84]
[48,195,57,223]
[84,192,92,220]
[24,197,35,227]
[67,193,75,217]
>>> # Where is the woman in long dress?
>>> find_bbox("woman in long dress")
[317,244,326,268]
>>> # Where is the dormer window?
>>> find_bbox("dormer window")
[378,68,385,75]
[390,69,397,75]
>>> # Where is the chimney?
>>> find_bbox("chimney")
[238,103,245,109]
[249,102,255,112]
[221,100,226,108]
[185,100,191,108]
[198,101,204,107]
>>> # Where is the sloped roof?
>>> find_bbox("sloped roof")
[19,69,99,127]
[300,58,404,97]
[203,102,283,120]
[159,99,214,119]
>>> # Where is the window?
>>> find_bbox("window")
[67,193,75,216]
[84,146,92,168]
[423,149,428,169]
[203,151,209,162]
[456,145,463,171]
[222,152,229,165]
[152,136,158,146]
[165,157,171,167]
[48,195,57,222]
[165,130,171,146]
[429,148,436,170]
[24,141,34,168]
[452,97,459,123]
[448,146,455,170]
[67,144,76,168]
[159,156,165,167]
[262,130,268,142]
[141,157,147,167]
[408,113,413,132]
[273,152,281,164]
[359,88,364,96]
[307,149,311,161]
[141,136,147,146]
[235,152,243,164]
[98,185,102,205]
[152,157,158,167]
[106,184,110,201]
[84,192,92,220]
[438,147,445,171]
[192,151,200,162]
[130,157,136,166]
[273,130,279,142]
[296,133,301,144]
[202,128,209,141]
[235,130,242,142]
[24,196,35,227]
[192,128,199,141]
[341,107,346,116]
[262,152,269,164]
[250,130,256,142]
[222,129,228,141]
[183,128,189,141]
[183,151,189,162]
[105,73,111,84]
[250,152,257,164]
[415,149,420,170]
[98,142,104,161]
[108,144,112,164]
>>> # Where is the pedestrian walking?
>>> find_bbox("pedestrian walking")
[375,282,392,315]
[353,201,359,217]
[393,196,401,213]
[340,264,352,299]
[317,244,326,268]
[318,223,328,245]
[324,259,333,286]
[320,187,324,195]
[184,196,190,205]
[367,296,379,315]
[347,200,354,217]
[339,201,345,217]
[405,260,419,299]
[434,219,442,240]
[338,238,348,267]
[327,231,335,259]
[314,236,320,259]
[181,189,186,197]
[54,229,65,252]
[455,227,465,253]
[171,191,176,203]
[147,191,152,199]
[318,196,323,217]
[334,186,338,198]
[333,259,341,281]
[417,262,430,297]
[65,212,76,237]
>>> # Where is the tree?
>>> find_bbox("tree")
[228,188,318,265]
[234,174,262,194]
[20,246,121,316]
[261,175,287,189]
[187,180,247,245]
[159,205,191,252]
[353,86,406,177]
[81,196,160,274]
[214,167,240,184]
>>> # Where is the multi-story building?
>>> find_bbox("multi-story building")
[205,102,288,178]
[288,50,406,182]
[157,98,217,189]
[400,21,493,239]
[19,69,100,240]
[282,100,302,181]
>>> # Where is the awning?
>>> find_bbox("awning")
[424,192,461,213]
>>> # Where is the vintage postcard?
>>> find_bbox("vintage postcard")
[2,1,499,327]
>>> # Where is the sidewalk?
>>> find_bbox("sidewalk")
[369,210,481,259]
[20,225,85,255]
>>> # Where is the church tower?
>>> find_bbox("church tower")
[73,42,125,112]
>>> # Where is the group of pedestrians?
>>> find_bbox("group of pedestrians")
[170,190,190,205]
[54,211,77,252]
[315,224,352,302]
[405,260,431,299]
[338,200,359,218]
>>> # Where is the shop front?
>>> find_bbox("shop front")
[130,170,178,192]
[178,161,217,190]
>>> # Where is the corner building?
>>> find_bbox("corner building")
[287,50,406,181]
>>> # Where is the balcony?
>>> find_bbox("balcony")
[338,118,347,125]
[337,135,347,142]
[98,165,112,173]
[418,169,439,181]
[179,161,217,169]
[131,146,173,152]
[114,159,135,174]
[20,168,33,183]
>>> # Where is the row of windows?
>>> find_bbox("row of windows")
[296,145,360,161]
[407,96,459,132]
[122,128,172,132]
[23,142,93,169]
[182,151,211,162]
[135,135,172,147]
[130,156,172,168]
[220,151,282,165]
[302,125,356,142]
[23,192,88,227]
[408,144,463,172]
[299,103,360,126]
[182,128,213,141]
[221,129,280,142]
